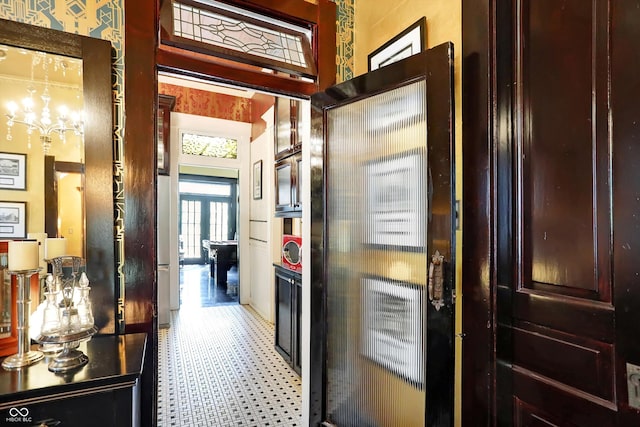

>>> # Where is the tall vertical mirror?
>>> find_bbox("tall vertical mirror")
[0,43,85,252]
[0,19,115,353]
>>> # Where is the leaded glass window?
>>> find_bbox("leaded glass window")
[161,0,316,78]
[181,133,238,159]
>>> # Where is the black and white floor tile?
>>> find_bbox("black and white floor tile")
[157,304,302,427]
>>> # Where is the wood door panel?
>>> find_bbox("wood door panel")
[514,398,572,427]
[512,290,614,341]
[513,369,616,427]
[522,0,595,293]
[505,0,616,424]
[520,0,610,300]
[512,323,614,400]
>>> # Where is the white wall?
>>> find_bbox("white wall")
[168,112,252,311]
[249,105,280,322]
[157,174,171,327]
[299,99,312,423]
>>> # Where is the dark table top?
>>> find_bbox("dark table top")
[273,263,302,278]
[0,333,146,406]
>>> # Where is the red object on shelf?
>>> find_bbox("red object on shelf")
[282,235,302,273]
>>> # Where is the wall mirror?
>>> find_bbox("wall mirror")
[0,42,85,250]
[0,18,115,344]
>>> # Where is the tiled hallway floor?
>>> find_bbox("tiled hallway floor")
[158,305,302,426]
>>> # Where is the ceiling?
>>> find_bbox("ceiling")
[0,43,83,88]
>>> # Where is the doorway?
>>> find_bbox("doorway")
[179,175,237,265]
[123,1,336,425]
[178,173,239,308]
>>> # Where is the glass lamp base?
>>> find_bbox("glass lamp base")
[39,342,65,354]
[48,347,89,373]
[2,350,44,370]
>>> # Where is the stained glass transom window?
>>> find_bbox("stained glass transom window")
[181,133,237,159]
[173,1,308,69]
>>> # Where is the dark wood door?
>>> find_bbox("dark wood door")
[310,44,455,426]
[462,0,640,425]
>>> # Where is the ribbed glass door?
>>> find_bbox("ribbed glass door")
[324,80,428,427]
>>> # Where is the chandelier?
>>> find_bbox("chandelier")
[4,50,83,155]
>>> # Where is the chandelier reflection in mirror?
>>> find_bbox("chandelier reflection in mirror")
[1,43,84,154]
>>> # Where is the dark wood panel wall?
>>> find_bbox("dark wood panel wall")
[611,0,640,424]
[461,0,496,424]
[124,0,158,426]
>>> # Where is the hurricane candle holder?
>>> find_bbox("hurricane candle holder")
[2,268,44,370]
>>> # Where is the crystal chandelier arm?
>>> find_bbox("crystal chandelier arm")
[7,112,81,134]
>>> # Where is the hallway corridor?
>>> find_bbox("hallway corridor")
[157,304,302,426]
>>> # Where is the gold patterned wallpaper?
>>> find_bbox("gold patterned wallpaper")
[335,0,354,82]
[159,83,253,123]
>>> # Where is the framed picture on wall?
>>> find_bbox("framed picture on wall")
[0,201,26,239]
[368,17,426,71]
[0,152,26,190]
[361,276,424,388]
[363,148,426,250]
[253,160,263,200]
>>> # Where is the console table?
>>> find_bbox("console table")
[0,333,146,427]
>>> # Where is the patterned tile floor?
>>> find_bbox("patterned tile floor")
[157,304,302,426]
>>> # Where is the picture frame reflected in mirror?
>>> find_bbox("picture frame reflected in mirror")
[0,201,26,239]
[0,152,26,191]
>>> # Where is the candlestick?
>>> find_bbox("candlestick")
[2,268,43,370]
[8,241,39,271]
[45,238,67,260]
[27,232,48,272]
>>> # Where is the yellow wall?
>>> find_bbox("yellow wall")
[354,1,463,425]
[0,76,83,242]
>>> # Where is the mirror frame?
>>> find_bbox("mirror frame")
[0,19,115,333]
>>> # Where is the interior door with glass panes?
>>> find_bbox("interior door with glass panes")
[309,44,455,426]
[179,179,237,265]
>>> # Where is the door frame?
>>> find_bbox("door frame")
[462,0,640,424]
[124,1,336,425]
[460,1,500,423]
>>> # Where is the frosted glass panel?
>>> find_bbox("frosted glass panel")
[325,80,427,426]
